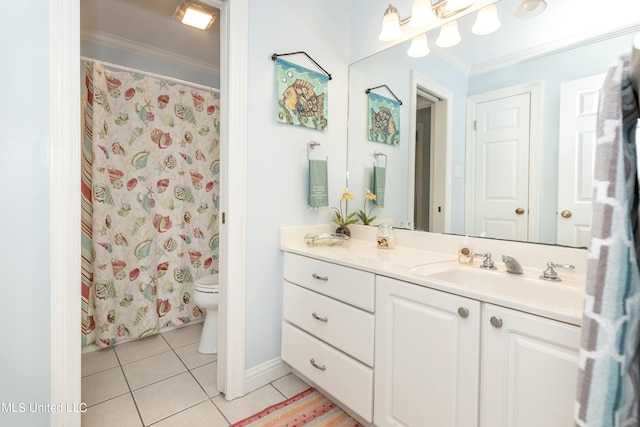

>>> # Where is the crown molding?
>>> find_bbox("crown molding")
[470,21,640,76]
[81,28,220,77]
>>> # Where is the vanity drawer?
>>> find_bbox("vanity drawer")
[281,322,373,422]
[283,252,375,311]
[283,281,374,366]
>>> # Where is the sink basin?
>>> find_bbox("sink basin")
[410,264,584,312]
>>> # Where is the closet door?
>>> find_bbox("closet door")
[557,74,604,247]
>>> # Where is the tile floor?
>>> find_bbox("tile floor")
[81,323,310,426]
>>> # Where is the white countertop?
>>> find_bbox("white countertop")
[281,226,586,326]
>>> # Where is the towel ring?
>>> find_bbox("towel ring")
[308,141,326,161]
[373,151,387,168]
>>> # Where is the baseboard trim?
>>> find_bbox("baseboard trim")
[244,358,292,394]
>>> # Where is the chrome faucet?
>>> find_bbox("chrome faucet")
[502,255,523,274]
[473,252,497,270]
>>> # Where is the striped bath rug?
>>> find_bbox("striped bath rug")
[229,387,362,427]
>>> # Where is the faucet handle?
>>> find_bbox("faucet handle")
[540,261,575,281]
[473,252,497,270]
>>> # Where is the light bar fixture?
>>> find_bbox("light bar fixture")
[174,1,219,30]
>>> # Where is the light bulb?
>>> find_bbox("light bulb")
[472,4,501,35]
[379,5,403,41]
[436,21,461,48]
[409,0,436,28]
[407,34,430,58]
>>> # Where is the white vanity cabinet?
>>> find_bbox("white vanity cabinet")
[374,276,581,427]
[374,276,482,427]
[480,304,580,427]
[281,253,375,422]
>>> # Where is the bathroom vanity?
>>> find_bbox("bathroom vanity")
[280,225,585,427]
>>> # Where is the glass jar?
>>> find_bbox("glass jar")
[376,224,395,249]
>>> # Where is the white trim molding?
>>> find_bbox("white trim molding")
[81,28,221,77]
[244,358,292,394]
[50,0,82,426]
[217,0,249,401]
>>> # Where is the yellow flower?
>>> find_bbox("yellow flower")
[340,187,355,201]
[357,189,378,225]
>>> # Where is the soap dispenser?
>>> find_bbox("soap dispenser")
[458,236,473,264]
[377,224,395,249]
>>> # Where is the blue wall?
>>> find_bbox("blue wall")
[0,2,51,426]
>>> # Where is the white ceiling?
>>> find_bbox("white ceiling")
[81,0,221,76]
[81,0,640,78]
[441,0,640,74]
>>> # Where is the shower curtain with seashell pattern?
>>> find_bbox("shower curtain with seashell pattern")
[81,62,220,347]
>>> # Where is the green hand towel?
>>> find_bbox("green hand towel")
[373,165,386,207]
[308,159,328,208]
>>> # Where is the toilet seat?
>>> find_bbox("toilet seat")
[194,275,219,293]
[195,283,219,293]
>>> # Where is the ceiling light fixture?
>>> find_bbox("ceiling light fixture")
[513,0,547,19]
[174,0,219,30]
[378,0,517,58]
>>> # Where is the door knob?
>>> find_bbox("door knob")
[560,210,572,219]
[457,307,469,318]
[515,208,525,215]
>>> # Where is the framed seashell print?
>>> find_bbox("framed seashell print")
[368,92,400,145]
[275,58,329,130]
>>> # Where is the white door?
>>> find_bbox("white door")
[480,305,580,427]
[473,93,531,241]
[374,276,480,427]
[557,74,605,247]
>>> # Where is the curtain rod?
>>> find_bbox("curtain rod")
[80,56,220,94]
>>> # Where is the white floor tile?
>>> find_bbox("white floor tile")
[174,342,217,370]
[271,373,311,398]
[82,347,119,377]
[121,350,187,390]
[81,366,130,407]
[133,372,208,425]
[151,400,229,427]
[81,393,143,427]
[191,362,220,398]
[212,385,286,424]
[161,323,203,349]
[114,334,171,365]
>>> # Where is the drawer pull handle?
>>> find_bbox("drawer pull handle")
[311,312,328,322]
[309,358,326,371]
[312,273,328,281]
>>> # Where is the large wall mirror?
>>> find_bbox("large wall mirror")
[347,0,640,248]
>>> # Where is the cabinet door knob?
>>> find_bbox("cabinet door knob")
[309,358,326,371]
[490,316,503,328]
[312,273,328,281]
[515,207,525,215]
[457,307,469,318]
[311,312,328,322]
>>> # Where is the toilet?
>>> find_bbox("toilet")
[193,274,219,354]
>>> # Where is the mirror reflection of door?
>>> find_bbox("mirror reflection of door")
[414,91,446,232]
[470,91,532,241]
[556,74,604,248]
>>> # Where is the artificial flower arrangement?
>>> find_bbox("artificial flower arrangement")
[332,187,359,235]
[356,189,377,225]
